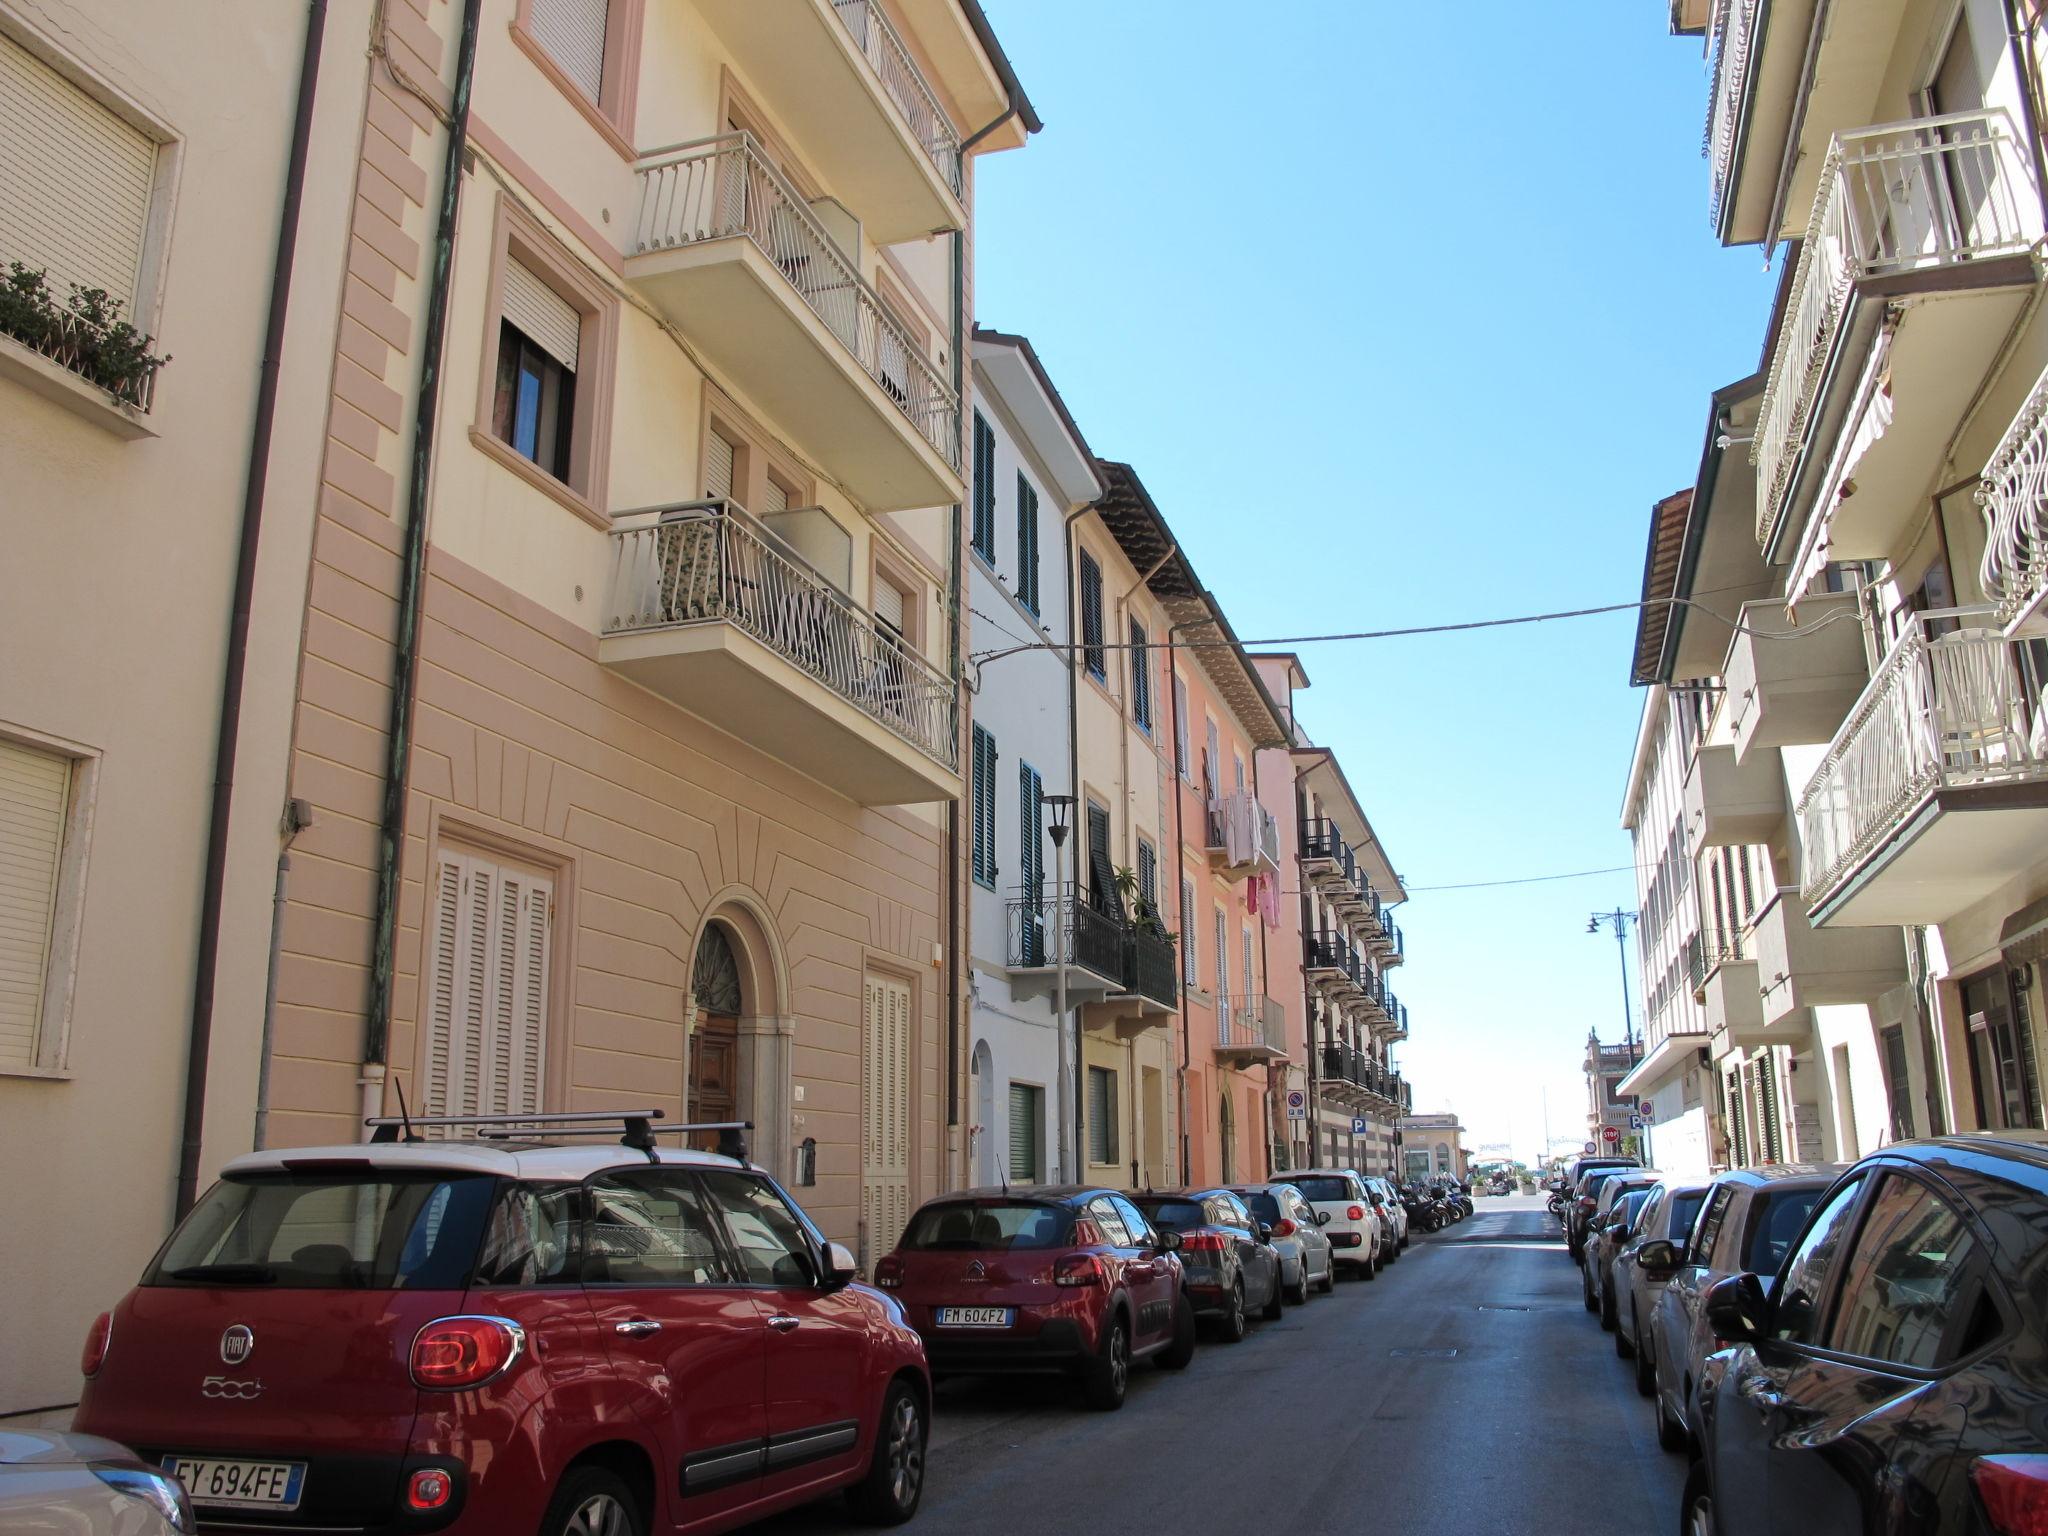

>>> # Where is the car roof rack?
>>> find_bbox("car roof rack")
[365,1109,755,1162]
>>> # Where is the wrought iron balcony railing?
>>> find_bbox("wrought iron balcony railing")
[1300,817,1344,867]
[1980,360,2048,630]
[605,500,957,769]
[829,0,962,196]
[1004,885,1128,981]
[1703,0,1761,234]
[1122,926,1180,1010]
[1217,994,1284,1056]
[632,134,961,468]
[1303,932,1349,976]
[1754,110,2037,554]
[1797,610,2048,909]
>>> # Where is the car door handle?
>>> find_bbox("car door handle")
[613,1318,662,1337]
[766,1314,802,1333]
[1739,1378,1789,1414]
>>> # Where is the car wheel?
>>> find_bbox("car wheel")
[1633,1311,1657,1397]
[1681,1458,1716,1536]
[1362,1248,1378,1282]
[845,1379,925,1526]
[1582,1264,1597,1313]
[1316,1257,1336,1294]
[1083,1313,1130,1410]
[542,1467,645,1536]
[1158,1289,1198,1370]
[1289,1261,1311,1307]
[1655,1380,1688,1454]
[1218,1279,1248,1343]
[1613,1303,1632,1356]
[1261,1269,1285,1321]
[1601,1281,1619,1334]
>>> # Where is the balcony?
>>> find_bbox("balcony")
[1304,935,1363,1001]
[1378,917,1404,967]
[1206,790,1280,879]
[1320,1046,1366,1103]
[602,501,957,803]
[1798,613,2048,927]
[1096,927,1180,1037]
[1703,0,1816,245]
[1300,819,1345,883]
[1682,741,1783,858]
[628,135,962,513]
[688,0,961,245]
[1003,886,1127,1002]
[1215,995,1285,1065]
[1753,888,1908,1028]
[1754,111,2040,563]
[1383,991,1407,1041]
[1720,592,1871,764]
[1979,362,2048,639]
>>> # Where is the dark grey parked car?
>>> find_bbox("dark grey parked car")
[1643,1162,1846,1451]
[1231,1182,1336,1302]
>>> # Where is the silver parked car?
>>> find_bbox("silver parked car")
[1231,1181,1336,1301]
[0,1429,191,1534]
[1583,1183,1656,1326]
[1579,1170,1661,1313]
[1364,1174,1410,1253]
[1610,1177,1711,1393]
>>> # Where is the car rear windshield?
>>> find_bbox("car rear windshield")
[1745,1186,1825,1274]
[1132,1199,1207,1232]
[1288,1176,1352,1203]
[146,1170,495,1289]
[1244,1192,1284,1224]
[900,1201,1073,1251]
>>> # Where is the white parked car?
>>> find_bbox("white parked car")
[1279,1169,1384,1280]
[0,1429,191,1534]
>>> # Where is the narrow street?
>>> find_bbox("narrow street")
[761,1196,1685,1536]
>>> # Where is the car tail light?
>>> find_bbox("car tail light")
[1974,1455,2048,1535]
[81,1312,112,1378]
[873,1254,904,1289]
[1272,1219,1297,1239]
[1346,1205,1365,1222]
[406,1469,454,1511]
[1054,1253,1105,1288]
[410,1316,524,1389]
[1180,1231,1228,1253]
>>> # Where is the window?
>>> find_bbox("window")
[699,1169,819,1286]
[1129,620,1152,730]
[1007,1083,1043,1181]
[476,202,615,519]
[1085,801,1114,916]
[526,0,609,98]
[1084,1195,1132,1247]
[1136,839,1158,921]
[1087,1066,1119,1165]
[1180,878,1198,985]
[1825,1175,1984,1367]
[1214,908,1230,998]
[1771,1176,1866,1345]
[1690,1186,1735,1263]
[1173,674,1189,774]
[1110,1195,1152,1247]
[475,1183,581,1285]
[492,261,578,480]
[1241,927,1255,1001]
[698,389,815,524]
[1015,473,1040,614]
[1079,551,1105,678]
[970,413,996,562]
[1745,1184,1829,1277]
[1203,719,1221,799]
[1,737,76,1071]
[585,1170,730,1285]
[421,845,554,1120]
[970,726,997,889]
[513,0,641,151]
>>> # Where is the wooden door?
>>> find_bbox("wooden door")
[688,1013,738,1151]
[862,974,912,1266]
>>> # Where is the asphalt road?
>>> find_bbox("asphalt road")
[757,1195,1687,1536]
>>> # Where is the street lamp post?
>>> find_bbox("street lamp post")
[1588,908,1643,1160]
[1044,794,1075,1180]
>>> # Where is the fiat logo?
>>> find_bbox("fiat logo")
[220,1325,255,1366]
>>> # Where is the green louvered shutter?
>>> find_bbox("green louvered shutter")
[971,414,996,561]
[1079,552,1104,678]
[1016,473,1040,613]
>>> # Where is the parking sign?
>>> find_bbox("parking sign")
[1286,1089,1307,1121]
[1350,1116,1368,1135]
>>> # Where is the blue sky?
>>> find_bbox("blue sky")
[971,3,1778,1161]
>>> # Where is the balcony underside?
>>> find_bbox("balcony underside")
[1685,743,1785,856]
[1772,0,1908,242]
[625,239,963,513]
[1704,958,1768,1046]
[1722,593,1868,763]
[599,622,959,805]
[1719,0,1816,246]
[1809,784,2048,929]
[1005,959,1123,1004]
[692,0,963,246]
[1777,275,2034,565]
[1215,1041,1284,1066]
[1615,1029,1710,1098]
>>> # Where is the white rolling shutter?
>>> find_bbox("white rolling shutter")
[759,478,789,515]
[0,740,70,1068]
[501,258,579,371]
[703,429,736,500]
[527,0,608,101]
[871,576,905,634]
[422,849,551,1121]
[862,974,912,1265]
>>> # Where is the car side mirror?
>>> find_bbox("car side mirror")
[1153,1229,1182,1253]
[1608,1219,1629,1238]
[1314,1210,1331,1226]
[1703,1272,1770,1344]
[1636,1239,1679,1276]
[1256,1223,1274,1244]
[823,1242,859,1290]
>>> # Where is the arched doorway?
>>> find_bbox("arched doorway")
[1219,1089,1236,1182]
[971,1039,996,1186]
[690,923,743,1151]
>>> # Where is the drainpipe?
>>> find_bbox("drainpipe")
[364,0,485,1109]
[252,800,311,1150]
[176,0,328,1217]
[943,228,965,1174]
[1166,622,1194,1184]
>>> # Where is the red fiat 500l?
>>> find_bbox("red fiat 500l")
[74,1127,930,1536]
[873,1187,1196,1411]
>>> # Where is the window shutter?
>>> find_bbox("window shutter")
[1173,676,1189,772]
[1215,909,1229,998]
[1129,620,1150,726]
[0,33,156,307]
[501,258,580,370]
[422,853,465,1114]
[971,414,996,560]
[527,0,608,101]
[1180,878,1197,984]
[0,740,70,1068]
[970,726,997,886]
[1015,474,1039,613]
[759,477,789,516]
[704,428,737,501]
[1204,721,1220,798]
[1079,553,1104,677]
[423,849,550,1120]
[1088,1068,1115,1165]
[1137,841,1157,916]
[872,575,905,633]
[1008,1082,1039,1180]
[1242,928,1255,1000]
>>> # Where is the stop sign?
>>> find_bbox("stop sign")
[1602,1125,1621,1144]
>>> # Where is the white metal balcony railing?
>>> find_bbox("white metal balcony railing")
[830,0,962,196]
[1754,110,2038,553]
[1703,0,1760,232]
[1980,362,2048,628]
[1797,609,2048,906]
[605,499,958,770]
[632,134,961,469]
[1218,995,1285,1055]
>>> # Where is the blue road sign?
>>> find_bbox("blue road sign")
[1350,1116,1368,1135]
